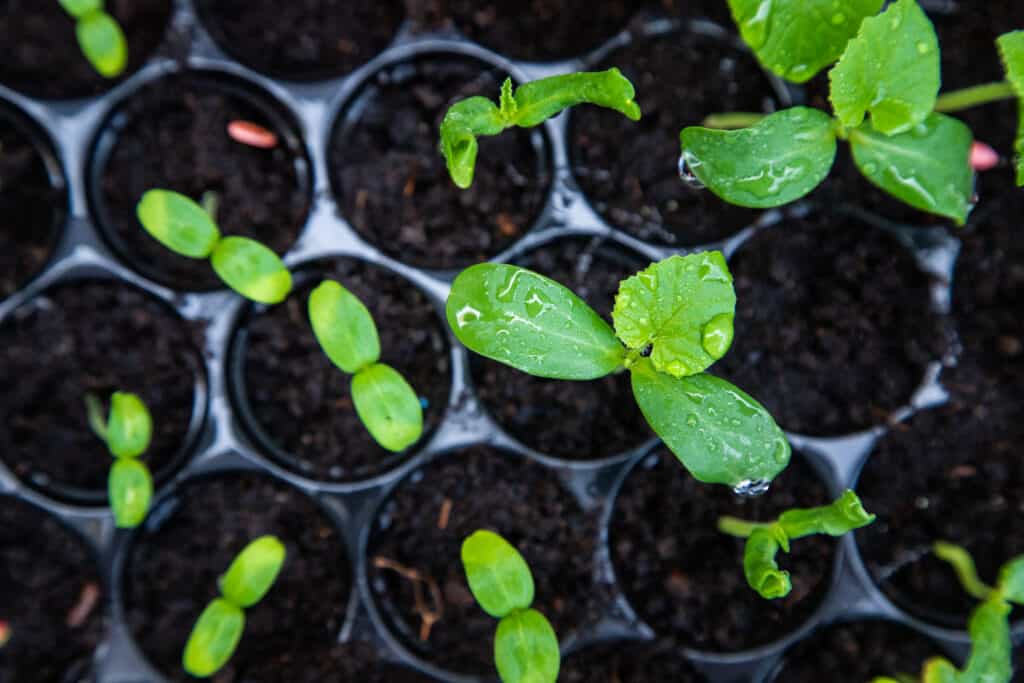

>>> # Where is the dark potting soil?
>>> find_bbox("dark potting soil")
[715,212,945,436]
[559,640,707,682]
[230,640,437,682]
[0,496,105,683]
[195,0,403,80]
[0,0,172,100]
[0,112,63,299]
[570,27,780,246]
[0,280,203,500]
[330,55,550,270]
[239,258,451,482]
[610,448,834,652]
[123,473,351,683]
[367,446,603,676]
[770,620,947,683]
[96,74,309,290]
[470,236,651,461]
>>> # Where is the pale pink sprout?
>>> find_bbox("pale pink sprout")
[227,120,279,149]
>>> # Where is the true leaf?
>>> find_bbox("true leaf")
[997,30,1024,186]
[828,0,939,135]
[494,608,560,683]
[629,361,790,487]
[182,599,245,678]
[997,555,1024,605]
[106,391,152,459]
[849,113,973,225]
[446,263,625,380]
[76,10,127,78]
[777,490,876,539]
[136,190,221,259]
[219,536,287,609]
[350,363,423,452]
[210,236,293,304]
[743,526,792,599]
[461,530,535,619]
[308,280,380,374]
[613,252,736,378]
[679,107,838,208]
[727,0,883,83]
[59,0,102,19]
[958,597,1013,683]
[108,458,152,528]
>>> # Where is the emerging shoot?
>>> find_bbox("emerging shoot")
[0,620,9,649]
[58,0,127,78]
[85,391,154,528]
[461,530,559,683]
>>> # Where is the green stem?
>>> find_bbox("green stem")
[717,516,768,538]
[933,541,993,601]
[84,393,108,442]
[702,112,767,129]
[934,81,1016,113]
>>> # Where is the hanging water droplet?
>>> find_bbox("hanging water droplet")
[742,0,773,49]
[733,479,771,497]
[916,41,929,55]
[678,153,706,190]
[701,312,735,360]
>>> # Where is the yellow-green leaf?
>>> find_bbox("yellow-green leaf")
[136,189,221,259]
[461,530,535,619]
[106,391,152,459]
[59,0,101,19]
[76,10,127,78]
[494,609,560,683]
[182,599,245,678]
[308,280,380,374]
[108,458,152,528]
[219,536,286,609]
[210,236,292,304]
[997,31,1024,186]
[350,363,423,452]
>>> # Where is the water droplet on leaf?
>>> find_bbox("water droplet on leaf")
[678,153,706,190]
[916,41,929,54]
[733,479,770,497]
[701,313,735,360]
[742,0,773,49]
[831,12,845,25]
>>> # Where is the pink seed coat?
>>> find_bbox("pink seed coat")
[970,141,1000,171]
[227,120,279,149]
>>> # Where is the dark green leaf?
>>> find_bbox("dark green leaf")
[446,263,624,380]
[461,530,535,619]
[613,252,736,378]
[777,489,876,539]
[849,113,973,225]
[210,236,292,304]
[997,555,1024,605]
[350,363,423,452]
[76,10,127,78]
[494,608,560,683]
[743,526,792,599]
[108,458,152,528]
[308,280,380,374]
[106,391,152,458]
[997,31,1024,186]
[182,599,245,678]
[219,536,286,609]
[136,189,221,259]
[679,107,837,208]
[59,0,102,19]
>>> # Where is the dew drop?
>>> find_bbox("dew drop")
[678,153,706,190]
[701,312,735,360]
[862,162,879,176]
[686,413,699,428]
[831,12,845,25]
[890,15,902,29]
[916,41,929,55]
[772,440,789,465]
[742,0,773,49]
[733,479,771,497]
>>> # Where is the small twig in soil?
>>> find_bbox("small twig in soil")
[227,120,279,149]
[0,620,10,647]
[437,498,453,530]
[66,582,100,628]
[373,556,444,641]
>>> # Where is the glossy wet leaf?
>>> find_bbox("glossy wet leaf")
[219,536,286,609]
[461,530,535,619]
[997,31,1024,186]
[727,0,883,83]
[59,0,102,18]
[183,598,245,678]
[630,361,790,487]
[76,10,127,78]
[997,555,1024,605]
[108,458,152,528]
[679,107,837,208]
[308,280,380,374]
[446,263,624,380]
[136,189,221,259]
[849,113,973,225]
[106,391,152,458]
[777,490,876,539]
[613,252,736,378]
[829,0,939,135]
[211,236,292,304]
[350,363,423,452]
[494,608,560,683]
[743,526,792,599]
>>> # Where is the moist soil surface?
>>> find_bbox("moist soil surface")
[716,212,945,436]
[123,473,351,683]
[560,640,706,682]
[570,26,780,246]
[0,281,202,500]
[239,258,451,482]
[229,640,437,682]
[770,620,947,683]
[96,73,309,290]
[195,0,404,80]
[367,446,603,676]
[0,496,105,683]
[470,236,651,461]
[330,55,550,270]
[0,0,172,100]
[610,448,834,652]
[0,111,63,299]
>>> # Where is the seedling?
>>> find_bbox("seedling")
[461,530,560,683]
[183,535,286,678]
[446,250,791,489]
[58,0,127,78]
[136,189,293,304]
[85,391,154,528]
[871,542,1023,683]
[681,1,1024,228]
[717,489,876,599]
[441,69,641,189]
[308,280,424,452]
[227,120,279,149]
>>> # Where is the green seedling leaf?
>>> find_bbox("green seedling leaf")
[679,107,838,208]
[922,658,959,683]
[219,536,287,608]
[777,489,876,539]
[440,69,640,188]
[997,555,1024,605]
[828,0,939,135]
[613,252,736,378]
[849,113,973,225]
[76,10,127,78]
[997,31,1024,186]
[136,190,221,259]
[728,0,883,83]
[106,391,153,459]
[461,530,535,619]
[108,458,153,528]
[350,363,423,452]
[183,598,245,678]
[743,526,792,599]
[958,597,1013,683]
[446,263,624,380]
[630,361,790,487]
[308,280,380,374]
[494,608,560,683]
[933,541,993,601]
[59,0,102,19]
[210,236,293,304]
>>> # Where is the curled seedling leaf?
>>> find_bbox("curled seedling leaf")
[997,30,1024,185]
[85,391,155,528]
